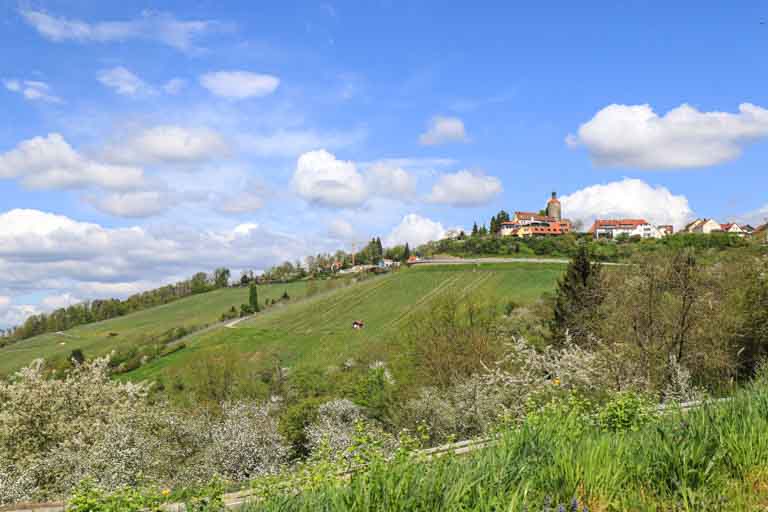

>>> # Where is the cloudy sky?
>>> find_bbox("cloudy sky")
[1,1,767,327]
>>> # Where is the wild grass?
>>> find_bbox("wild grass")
[245,380,768,511]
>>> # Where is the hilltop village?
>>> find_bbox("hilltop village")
[462,191,767,242]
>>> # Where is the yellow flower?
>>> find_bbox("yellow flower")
[162,489,171,497]
[553,378,561,386]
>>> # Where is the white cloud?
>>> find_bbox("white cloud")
[419,116,469,145]
[365,163,417,198]
[0,208,312,327]
[385,214,445,247]
[3,79,61,103]
[567,103,768,169]
[238,128,365,158]
[88,190,172,218]
[292,149,368,208]
[0,133,145,190]
[102,125,229,165]
[328,219,355,240]
[41,293,80,310]
[560,178,693,229]
[200,71,280,99]
[0,300,41,330]
[738,203,768,226]
[98,66,154,96]
[215,183,266,214]
[163,78,186,94]
[19,9,222,52]
[426,170,502,207]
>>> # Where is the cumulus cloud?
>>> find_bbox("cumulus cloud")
[41,293,80,310]
[163,78,186,94]
[328,218,355,240]
[293,149,368,208]
[88,190,172,218]
[0,299,41,330]
[365,163,417,198]
[385,214,446,247]
[0,133,144,190]
[3,79,61,103]
[238,128,365,158]
[0,208,311,327]
[560,178,693,229]
[426,170,502,207]
[98,66,154,96]
[102,125,229,165]
[19,9,223,52]
[214,182,266,214]
[567,103,768,169]
[200,71,279,99]
[419,116,469,145]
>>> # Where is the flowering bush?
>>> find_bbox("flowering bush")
[0,357,290,505]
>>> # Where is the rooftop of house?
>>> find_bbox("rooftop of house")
[588,219,649,232]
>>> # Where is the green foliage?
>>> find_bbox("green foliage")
[249,282,260,312]
[549,244,604,345]
[596,392,658,432]
[66,481,167,512]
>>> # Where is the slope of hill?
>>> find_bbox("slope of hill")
[0,281,309,376]
[128,263,565,390]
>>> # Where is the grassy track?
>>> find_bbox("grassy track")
[0,281,308,376]
[128,263,564,386]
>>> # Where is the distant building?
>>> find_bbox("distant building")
[588,219,668,240]
[500,192,573,237]
[683,218,722,234]
[755,223,768,243]
[546,191,562,221]
[657,225,674,236]
[720,223,754,237]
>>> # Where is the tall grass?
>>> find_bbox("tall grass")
[246,381,768,511]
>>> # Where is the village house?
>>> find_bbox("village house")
[683,218,723,234]
[500,192,573,238]
[588,219,669,240]
[754,223,768,243]
[720,223,755,237]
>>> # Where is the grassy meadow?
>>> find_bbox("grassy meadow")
[0,281,309,377]
[126,263,565,389]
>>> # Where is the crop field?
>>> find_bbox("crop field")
[129,263,565,386]
[0,281,309,376]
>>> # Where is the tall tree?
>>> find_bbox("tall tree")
[249,282,260,312]
[549,245,604,346]
[472,222,479,237]
[403,243,411,261]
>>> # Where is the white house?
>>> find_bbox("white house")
[588,219,667,239]
[684,218,722,234]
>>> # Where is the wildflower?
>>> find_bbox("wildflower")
[553,378,561,386]
[162,488,171,497]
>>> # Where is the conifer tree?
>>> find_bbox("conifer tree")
[549,245,603,346]
[472,222,478,237]
[403,243,411,261]
[249,282,260,312]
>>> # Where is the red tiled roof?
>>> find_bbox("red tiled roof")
[514,212,556,222]
[588,219,649,233]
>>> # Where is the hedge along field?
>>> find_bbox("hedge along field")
[129,263,565,395]
[0,281,309,377]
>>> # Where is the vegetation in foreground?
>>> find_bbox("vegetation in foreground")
[1,247,767,510]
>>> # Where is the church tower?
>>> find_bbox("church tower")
[546,191,561,220]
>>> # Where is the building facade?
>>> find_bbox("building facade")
[588,219,668,239]
[499,192,573,238]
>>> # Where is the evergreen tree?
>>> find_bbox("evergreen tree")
[549,245,604,346]
[472,222,478,237]
[490,215,498,235]
[403,243,411,261]
[249,282,260,312]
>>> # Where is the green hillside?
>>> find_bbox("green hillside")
[0,281,309,376]
[0,263,565,389]
[128,263,564,389]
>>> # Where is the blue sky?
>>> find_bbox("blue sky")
[1,0,767,326]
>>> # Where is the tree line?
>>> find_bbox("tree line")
[0,267,233,347]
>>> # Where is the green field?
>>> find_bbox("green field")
[128,263,564,386]
[0,263,564,385]
[0,281,309,376]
